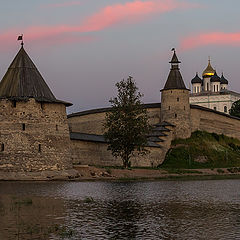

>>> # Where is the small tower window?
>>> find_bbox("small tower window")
[184,106,186,110]
[177,97,179,102]
[12,100,16,108]
[224,106,227,113]
[1,143,4,152]
[38,144,41,153]
[214,85,215,92]
[56,125,58,131]
[175,114,177,118]
[22,123,25,131]
[168,106,170,110]
[207,83,209,91]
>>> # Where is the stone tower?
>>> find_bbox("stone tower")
[160,50,191,139]
[0,46,73,172]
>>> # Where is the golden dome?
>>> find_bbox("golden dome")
[202,58,215,78]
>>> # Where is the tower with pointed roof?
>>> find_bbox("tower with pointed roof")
[0,45,73,172]
[160,50,191,139]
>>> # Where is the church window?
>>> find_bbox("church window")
[224,106,227,113]
[22,123,25,131]
[168,106,170,110]
[177,97,179,102]
[175,114,177,118]
[214,85,215,92]
[184,106,185,110]
[194,87,196,93]
[207,83,209,91]
[1,143,4,152]
[56,124,58,131]
[217,85,219,92]
[38,144,41,153]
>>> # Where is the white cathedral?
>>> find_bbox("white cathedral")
[189,59,240,114]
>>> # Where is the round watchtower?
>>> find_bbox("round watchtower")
[0,46,73,172]
[160,50,191,139]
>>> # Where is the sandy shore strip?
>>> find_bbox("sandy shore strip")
[1,165,240,181]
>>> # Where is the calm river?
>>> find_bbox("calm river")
[0,180,240,240]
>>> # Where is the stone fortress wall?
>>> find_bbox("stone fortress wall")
[1,46,240,171]
[68,104,163,167]
[68,50,240,167]
[68,103,240,167]
[68,104,161,135]
[0,98,72,172]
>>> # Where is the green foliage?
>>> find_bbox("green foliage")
[14,198,33,206]
[217,168,225,174]
[83,196,94,203]
[229,99,240,118]
[161,131,240,169]
[104,76,151,168]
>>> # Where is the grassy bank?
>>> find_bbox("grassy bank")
[161,131,240,169]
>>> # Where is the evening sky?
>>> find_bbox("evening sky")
[0,0,239,113]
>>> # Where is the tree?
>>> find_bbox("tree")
[104,76,151,168]
[229,99,240,118]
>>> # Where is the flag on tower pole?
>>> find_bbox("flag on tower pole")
[17,35,23,41]
[17,34,24,46]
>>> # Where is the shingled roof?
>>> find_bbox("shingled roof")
[0,46,72,106]
[162,50,187,90]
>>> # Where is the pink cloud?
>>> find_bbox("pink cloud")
[0,0,199,50]
[80,0,199,32]
[180,32,240,50]
[0,29,94,51]
[41,1,82,9]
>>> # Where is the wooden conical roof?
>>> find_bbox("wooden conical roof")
[0,46,72,106]
[163,51,187,90]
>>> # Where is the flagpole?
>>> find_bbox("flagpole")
[21,34,24,47]
[17,34,24,47]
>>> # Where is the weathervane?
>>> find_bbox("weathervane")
[17,34,24,47]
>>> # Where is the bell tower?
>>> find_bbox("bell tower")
[160,49,191,139]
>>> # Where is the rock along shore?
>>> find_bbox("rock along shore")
[1,165,240,181]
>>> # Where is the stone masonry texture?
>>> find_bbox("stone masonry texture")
[0,98,72,172]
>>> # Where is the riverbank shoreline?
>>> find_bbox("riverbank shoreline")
[1,165,240,181]
[73,165,240,181]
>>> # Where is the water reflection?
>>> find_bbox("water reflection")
[0,180,240,239]
[0,194,66,240]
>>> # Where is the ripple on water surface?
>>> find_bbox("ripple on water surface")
[0,180,240,239]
